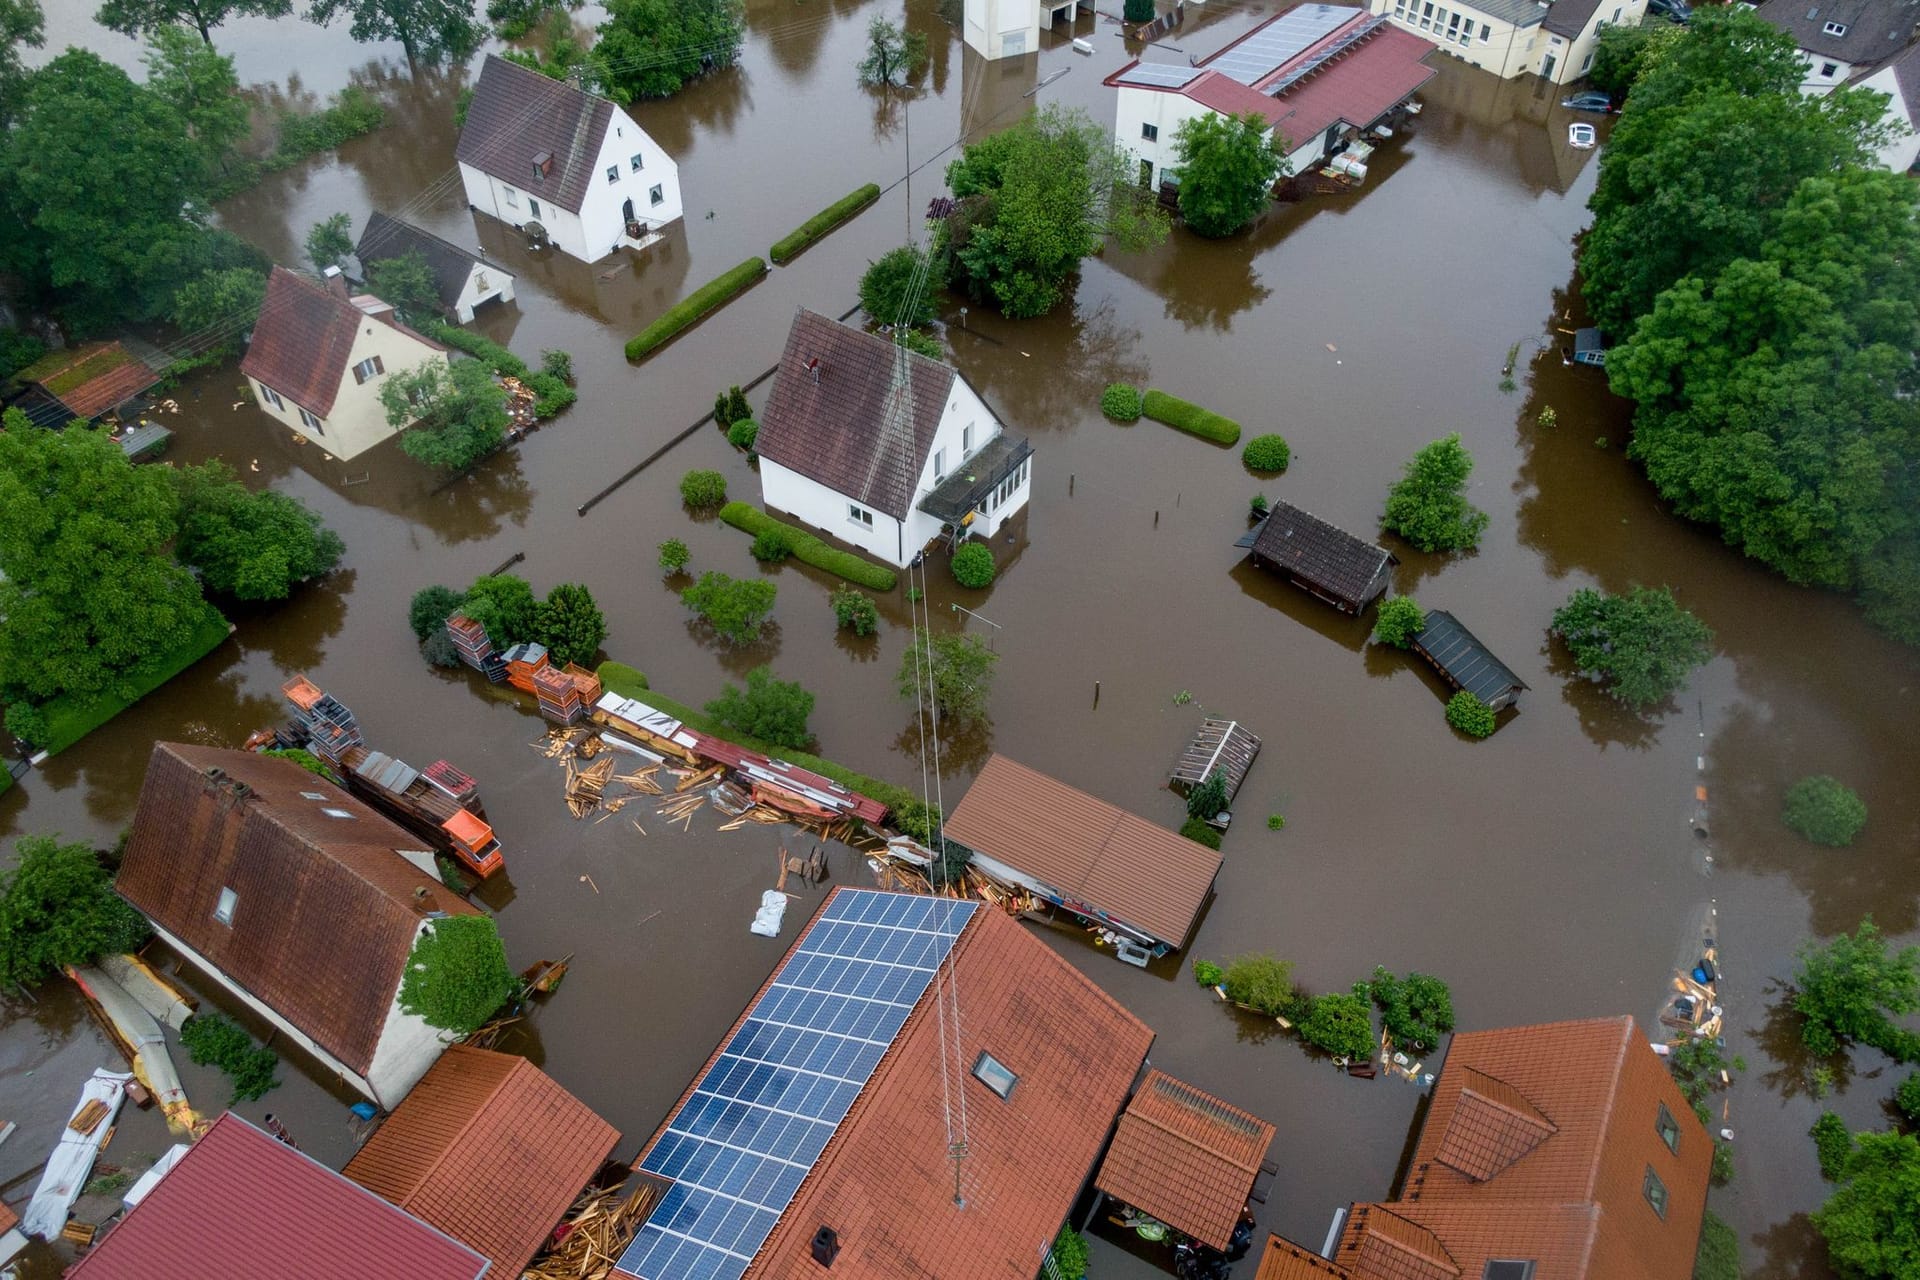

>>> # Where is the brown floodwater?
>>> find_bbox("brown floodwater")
[6,2,1918,1277]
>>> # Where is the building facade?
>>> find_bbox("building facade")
[1757,0,1920,94]
[1369,0,1649,83]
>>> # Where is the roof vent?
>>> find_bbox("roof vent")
[412,886,430,903]
[810,1226,840,1267]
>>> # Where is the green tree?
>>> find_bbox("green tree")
[530,582,606,667]
[1814,1112,1856,1180]
[1445,690,1497,738]
[1373,597,1425,648]
[380,358,509,471]
[1185,769,1228,822]
[1221,954,1295,1016]
[307,0,483,67]
[1381,433,1489,552]
[1173,110,1285,238]
[142,24,249,180]
[596,0,744,102]
[831,585,879,636]
[1794,918,1920,1059]
[1693,1211,1741,1280]
[169,265,266,362]
[1124,0,1154,19]
[897,628,998,727]
[0,413,212,704]
[1784,776,1869,848]
[1812,1129,1920,1279]
[658,538,690,574]
[0,834,151,988]
[408,584,464,640]
[460,573,537,644]
[366,248,441,322]
[306,213,354,274]
[713,385,750,426]
[1895,1072,1920,1124]
[179,1012,279,1102]
[680,571,777,643]
[0,0,43,126]
[857,16,926,87]
[1586,21,1680,101]
[1050,1227,1091,1280]
[940,104,1169,318]
[1369,966,1455,1051]
[98,0,292,45]
[860,245,937,328]
[397,915,515,1035]
[173,460,344,600]
[1301,991,1375,1060]
[705,665,815,750]
[1550,585,1713,707]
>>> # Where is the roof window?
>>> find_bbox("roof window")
[1823,19,1848,33]
[300,791,327,801]
[214,886,237,926]
[1484,1265,1536,1280]
[321,807,354,819]
[971,1051,1017,1099]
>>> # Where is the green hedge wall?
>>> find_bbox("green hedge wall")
[718,502,898,591]
[1143,389,1242,445]
[770,184,881,265]
[626,259,768,360]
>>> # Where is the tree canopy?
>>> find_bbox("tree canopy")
[1784,775,1869,848]
[531,581,606,666]
[596,0,745,102]
[1173,110,1285,238]
[0,0,43,127]
[367,248,440,322]
[397,915,515,1035]
[1381,434,1489,552]
[306,0,482,65]
[896,628,998,727]
[1794,918,1920,1060]
[97,0,292,45]
[169,265,267,363]
[173,460,345,600]
[306,211,354,273]
[705,665,815,750]
[681,571,777,643]
[0,834,151,988]
[857,16,926,88]
[860,245,937,329]
[142,23,249,182]
[939,105,1169,318]
[380,357,509,471]
[1812,1129,1920,1280]
[1585,21,1680,101]
[1550,585,1713,708]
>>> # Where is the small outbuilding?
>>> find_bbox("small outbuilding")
[1572,327,1608,366]
[1409,609,1527,711]
[1236,501,1397,614]
[1170,717,1262,807]
[357,211,516,323]
[1094,1070,1276,1252]
[5,341,158,427]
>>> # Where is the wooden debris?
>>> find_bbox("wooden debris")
[674,764,725,793]
[523,1181,661,1280]
[69,1099,110,1135]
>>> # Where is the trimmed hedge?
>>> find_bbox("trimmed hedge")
[22,608,230,756]
[951,542,995,588]
[423,321,575,420]
[718,502,897,591]
[626,259,769,360]
[770,184,882,265]
[1143,389,1241,445]
[1179,817,1223,850]
[1101,383,1143,421]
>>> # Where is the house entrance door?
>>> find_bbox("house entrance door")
[622,197,635,225]
[1541,52,1557,78]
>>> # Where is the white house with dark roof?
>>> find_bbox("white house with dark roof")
[455,54,682,264]
[356,211,516,323]
[1758,0,1920,92]
[754,310,1032,570]
[1368,0,1646,82]
[1852,41,1920,167]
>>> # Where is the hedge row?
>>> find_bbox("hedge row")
[21,607,230,756]
[595,661,920,817]
[1143,389,1241,445]
[626,259,769,360]
[423,321,575,419]
[718,502,898,591]
[770,184,882,265]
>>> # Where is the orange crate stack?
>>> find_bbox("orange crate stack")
[532,662,586,724]
[502,642,551,693]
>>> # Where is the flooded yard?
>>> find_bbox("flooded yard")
[4,2,1917,1277]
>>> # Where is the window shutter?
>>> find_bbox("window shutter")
[373,355,384,376]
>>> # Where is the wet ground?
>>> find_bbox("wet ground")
[6,2,1919,1277]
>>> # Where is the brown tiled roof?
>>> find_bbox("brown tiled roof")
[1756,0,1920,62]
[67,1114,489,1280]
[755,308,959,522]
[1336,1017,1713,1280]
[344,1045,619,1276]
[456,54,617,216]
[946,754,1223,949]
[358,211,487,315]
[1256,1235,1355,1280]
[622,889,1155,1280]
[241,267,363,416]
[1095,1070,1276,1250]
[1246,502,1397,609]
[1346,1207,1460,1280]
[115,743,478,1075]
[13,341,158,419]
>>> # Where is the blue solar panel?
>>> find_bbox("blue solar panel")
[618,890,975,1279]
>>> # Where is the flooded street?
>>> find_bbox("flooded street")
[6,2,1918,1277]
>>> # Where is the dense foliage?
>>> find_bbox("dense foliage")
[1124,0,1154,19]
[718,503,898,590]
[626,258,767,359]
[1179,816,1224,850]
[1173,110,1284,238]
[1784,775,1870,848]
[1373,597,1426,648]
[398,915,515,1035]
[1586,21,1680,100]
[658,539,691,574]
[460,573,538,646]
[1381,434,1488,552]
[1242,433,1290,473]
[680,469,728,509]
[408,584,464,641]
[1692,1211,1741,1280]
[96,0,293,45]
[937,104,1168,318]
[1141,389,1240,444]
[831,585,880,637]
[1369,966,1455,1051]
[597,0,745,102]
[306,0,482,66]
[726,417,758,452]
[531,582,606,667]
[713,386,751,427]
[418,321,574,419]
[891,799,941,846]
[1794,918,1920,1061]
[179,1012,280,1102]
[1812,1129,1920,1279]
[860,245,937,328]
[681,571,777,643]
[771,183,880,264]
[0,835,151,988]
[367,248,440,322]
[1050,1228,1091,1280]
[857,17,925,88]
[1185,769,1228,822]
[950,542,995,589]
[751,527,793,562]
[1221,954,1295,1016]
[174,461,344,600]
[1100,383,1142,421]
[305,211,354,272]
[379,358,509,471]
[705,665,815,750]
[896,628,998,727]
[1814,1112,1855,1181]
[168,265,266,366]
[1193,959,1224,987]
[1301,991,1375,1061]
[1550,586,1713,708]
[1445,690,1496,738]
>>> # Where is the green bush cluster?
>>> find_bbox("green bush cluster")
[770,184,882,264]
[1812,1111,1854,1180]
[680,469,728,510]
[1220,954,1295,1015]
[1373,597,1426,648]
[415,574,606,667]
[1301,991,1377,1060]
[831,585,880,636]
[397,916,515,1036]
[207,88,385,199]
[14,608,229,756]
[1100,383,1143,421]
[891,799,941,845]
[1446,690,1497,738]
[718,502,898,590]
[706,665,814,750]
[658,539,691,574]
[1193,959,1224,987]
[626,259,769,360]
[950,542,995,588]
[1369,966,1455,1051]
[1895,1071,1920,1123]
[751,528,794,562]
[1178,816,1223,849]
[1142,389,1241,444]
[0,835,152,988]
[714,385,751,427]
[1242,433,1291,473]
[1692,1211,1741,1280]
[421,321,575,420]
[180,1013,279,1103]
[1783,775,1868,847]
[727,417,759,452]
[681,572,777,643]
[1050,1227,1091,1280]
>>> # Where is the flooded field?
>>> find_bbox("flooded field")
[5,2,1917,1277]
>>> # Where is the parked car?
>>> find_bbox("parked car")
[1568,122,1598,149]
[1648,0,1691,22]
[1561,91,1614,112]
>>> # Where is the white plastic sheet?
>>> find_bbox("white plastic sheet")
[22,1068,133,1239]
[748,890,788,937]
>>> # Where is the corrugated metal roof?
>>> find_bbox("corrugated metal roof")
[1096,1070,1276,1250]
[1410,610,1527,709]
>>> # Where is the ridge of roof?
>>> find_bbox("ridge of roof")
[1583,1014,1633,1204]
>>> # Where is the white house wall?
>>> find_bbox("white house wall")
[1113,89,1216,188]
[1796,49,1858,94]
[761,458,912,566]
[458,114,681,264]
[965,0,1040,59]
[1374,0,1647,81]
[454,262,515,324]
[1855,64,1920,168]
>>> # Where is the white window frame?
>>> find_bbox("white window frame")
[1141,123,1158,142]
[962,423,975,456]
[259,384,285,410]
[298,406,323,433]
[848,504,874,529]
[214,886,237,925]
[932,447,946,482]
[606,164,620,184]
[1822,19,1847,35]
[649,184,664,207]
[630,152,644,171]
[502,184,520,208]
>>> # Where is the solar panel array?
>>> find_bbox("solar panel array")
[1114,62,1204,89]
[1206,3,1353,85]
[1266,13,1390,95]
[616,890,978,1280]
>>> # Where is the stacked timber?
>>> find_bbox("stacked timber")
[446,614,506,681]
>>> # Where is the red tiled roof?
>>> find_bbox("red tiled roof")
[14,341,157,419]
[755,308,961,522]
[1336,1017,1713,1280]
[115,743,479,1075]
[1261,26,1437,152]
[946,754,1223,948]
[344,1045,620,1276]
[241,266,442,417]
[1095,1070,1276,1250]
[1346,1207,1461,1280]
[1256,1235,1355,1280]
[66,1114,489,1280]
[456,54,618,216]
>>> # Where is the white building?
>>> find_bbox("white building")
[114,743,487,1110]
[1851,42,1920,168]
[241,265,450,462]
[1369,0,1648,83]
[754,309,1033,571]
[964,0,1091,59]
[1757,0,1920,93]
[1108,4,1439,183]
[357,211,516,324]
[456,54,682,264]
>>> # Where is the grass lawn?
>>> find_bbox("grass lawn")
[30,608,232,757]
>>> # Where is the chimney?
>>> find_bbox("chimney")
[809,1226,839,1267]
[322,265,348,299]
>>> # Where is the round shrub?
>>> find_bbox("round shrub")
[1445,690,1496,738]
[1242,433,1291,473]
[421,630,461,668]
[751,528,794,563]
[679,469,728,509]
[1373,597,1426,649]
[408,584,464,641]
[1101,383,1143,421]
[1193,959,1224,987]
[726,416,759,452]
[1179,816,1222,850]
[5,701,50,748]
[657,538,690,573]
[951,541,996,589]
[1783,775,1868,847]
[831,584,879,636]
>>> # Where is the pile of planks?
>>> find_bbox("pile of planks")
[566,755,617,818]
[524,1181,661,1280]
[654,793,705,831]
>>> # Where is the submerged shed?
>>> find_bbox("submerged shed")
[1572,328,1608,366]
[1410,609,1527,711]
[1095,1070,1276,1253]
[1236,502,1397,614]
[1171,717,1261,803]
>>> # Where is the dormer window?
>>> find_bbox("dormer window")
[532,151,553,183]
[1823,19,1847,34]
